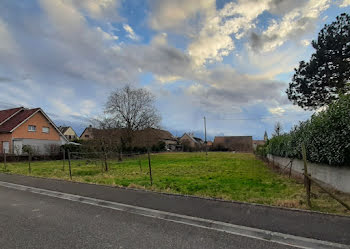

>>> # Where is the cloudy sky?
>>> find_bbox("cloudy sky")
[0,0,349,140]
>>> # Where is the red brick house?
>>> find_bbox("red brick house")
[0,107,68,155]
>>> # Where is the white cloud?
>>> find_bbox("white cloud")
[269,107,285,115]
[148,0,215,33]
[80,100,97,115]
[252,0,330,52]
[0,19,15,52]
[188,0,271,66]
[241,43,307,78]
[71,0,121,21]
[339,0,350,7]
[301,39,310,46]
[123,24,139,41]
[96,27,118,41]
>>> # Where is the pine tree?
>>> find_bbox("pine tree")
[286,13,350,109]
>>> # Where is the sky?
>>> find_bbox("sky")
[0,0,349,140]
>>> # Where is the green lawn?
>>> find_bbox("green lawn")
[1,152,349,215]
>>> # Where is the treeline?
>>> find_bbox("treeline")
[266,95,350,166]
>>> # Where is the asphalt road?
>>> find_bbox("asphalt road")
[0,173,349,245]
[0,186,298,249]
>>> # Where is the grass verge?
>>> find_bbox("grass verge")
[1,152,349,215]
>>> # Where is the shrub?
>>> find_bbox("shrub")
[268,95,350,166]
[255,144,268,157]
[22,145,33,155]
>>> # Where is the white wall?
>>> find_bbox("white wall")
[267,154,350,194]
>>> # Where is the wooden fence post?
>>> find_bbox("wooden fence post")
[118,149,122,162]
[62,148,65,171]
[148,148,153,186]
[28,152,32,174]
[138,154,142,173]
[3,149,6,171]
[67,149,72,180]
[302,143,311,208]
[104,152,108,172]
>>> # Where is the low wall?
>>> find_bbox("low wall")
[267,154,350,194]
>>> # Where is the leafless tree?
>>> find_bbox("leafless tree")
[273,122,283,137]
[105,85,161,147]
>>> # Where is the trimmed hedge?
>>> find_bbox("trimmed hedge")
[267,95,350,166]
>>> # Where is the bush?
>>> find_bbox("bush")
[267,95,350,166]
[255,143,268,157]
[22,145,34,155]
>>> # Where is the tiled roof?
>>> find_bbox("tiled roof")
[0,108,40,133]
[59,126,70,134]
[0,107,23,124]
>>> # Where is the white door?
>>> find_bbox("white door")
[13,140,22,155]
[2,142,9,153]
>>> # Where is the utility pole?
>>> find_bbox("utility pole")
[204,116,208,156]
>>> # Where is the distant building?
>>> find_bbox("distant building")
[179,133,204,150]
[264,131,268,142]
[213,136,253,152]
[252,140,266,150]
[80,125,95,140]
[79,126,179,151]
[59,126,78,141]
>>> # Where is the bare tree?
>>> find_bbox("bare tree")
[273,122,283,137]
[105,85,161,147]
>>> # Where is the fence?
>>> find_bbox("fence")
[267,154,350,194]
[0,153,62,162]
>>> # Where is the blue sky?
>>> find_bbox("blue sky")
[0,0,349,140]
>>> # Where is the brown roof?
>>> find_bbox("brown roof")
[59,126,70,134]
[253,140,266,145]
[213,136,253,152]
[0,108,40,133]
[0,107,23,124]
[86,127,176,147]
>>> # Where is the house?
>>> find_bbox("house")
[207,141,213,147]
[252,131,268,150]
[80,126,179,150]
[59,126,78,141]
[213,136,253,152]
[0,107,68,155]
[80,125,95,140]
[179,133,204,150]
[252,140,266,150]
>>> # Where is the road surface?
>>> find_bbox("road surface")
[0,173,349,249]
[0,186,296,249]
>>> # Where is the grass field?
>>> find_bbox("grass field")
[1,152,349,215]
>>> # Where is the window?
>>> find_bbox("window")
[85,134,89,138]
[42,127,49,133]
[28,125,36,132]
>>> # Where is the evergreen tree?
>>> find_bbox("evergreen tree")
[286,13,350,109]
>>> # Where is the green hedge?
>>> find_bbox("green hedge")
[267,95,350,166]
